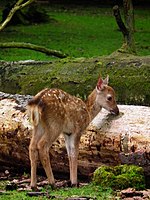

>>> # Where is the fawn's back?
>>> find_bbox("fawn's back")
[28,88,90,136]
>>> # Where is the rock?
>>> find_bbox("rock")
[120,188,150,200]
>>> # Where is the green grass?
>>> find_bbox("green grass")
[0,5,149,61]
[0,183,114,200]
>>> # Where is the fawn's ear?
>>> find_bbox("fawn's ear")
[103,75,109,85]
[96,77,104,91]
[96,75,109,92]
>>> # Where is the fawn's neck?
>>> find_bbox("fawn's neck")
[85,89,102,121]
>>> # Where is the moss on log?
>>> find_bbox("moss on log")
[0,54,150,105]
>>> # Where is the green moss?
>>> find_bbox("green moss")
[0,56,150,106]
[112,174,130,190]
[92,164,146,190]
[92,166,115,188]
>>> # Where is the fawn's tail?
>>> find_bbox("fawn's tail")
[27,105,40,126]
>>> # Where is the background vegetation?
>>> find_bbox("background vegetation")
[0,4,149,61]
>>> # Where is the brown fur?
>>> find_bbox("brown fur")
[28,77,119,188]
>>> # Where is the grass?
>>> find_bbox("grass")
[0,183,114,200]
[0,5,149,61]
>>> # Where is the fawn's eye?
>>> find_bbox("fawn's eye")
[107,95,112,101]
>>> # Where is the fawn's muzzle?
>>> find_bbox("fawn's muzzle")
[110,106,119,115]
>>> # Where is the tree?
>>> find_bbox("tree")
[113,0,136,54]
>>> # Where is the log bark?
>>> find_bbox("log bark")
[0,93,150,178]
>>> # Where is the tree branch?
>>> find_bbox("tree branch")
[0,0,35,32]
[17,0,35,9]
[0,42,67,58]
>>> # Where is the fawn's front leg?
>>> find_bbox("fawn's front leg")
[64,133,80,186]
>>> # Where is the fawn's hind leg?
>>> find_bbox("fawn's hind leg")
[29,125,43,188]
[37,134,55,186]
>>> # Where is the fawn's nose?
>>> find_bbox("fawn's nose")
[110,106,119,115]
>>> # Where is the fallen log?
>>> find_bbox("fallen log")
[0,55,150,106]
[0,93,150,179]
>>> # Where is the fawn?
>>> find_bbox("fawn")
[27,76,119,188]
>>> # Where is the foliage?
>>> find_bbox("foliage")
[92,164,146,190]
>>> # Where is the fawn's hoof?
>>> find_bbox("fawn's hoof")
[67,180,79,187]
[31,185,39,191]
[49,183,56,190]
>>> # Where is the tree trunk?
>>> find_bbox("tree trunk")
[113,5,128,40]
[113,0,136,53]
[0,93,150,178]
[123,0,135,53]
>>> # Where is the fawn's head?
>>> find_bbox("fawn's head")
[96,76,119,115]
